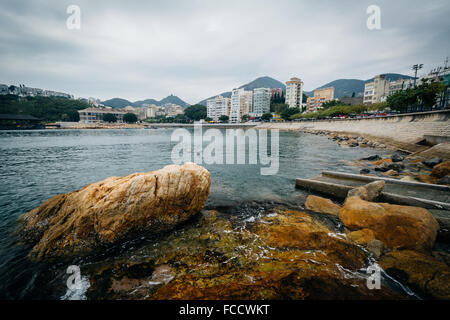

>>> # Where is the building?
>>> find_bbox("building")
[363,74,390,104]
[78,108,127,123]
[207,95,231,121]
[388,78,414,95]
[163,103,184,117]
[270,88,283,100]
[252,88,271,116]
[306,87,334,113]
[230,88,253,123]
[285,77,304,109]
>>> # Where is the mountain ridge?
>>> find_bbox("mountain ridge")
[102,94,189,108]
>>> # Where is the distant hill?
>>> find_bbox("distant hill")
[305,73,413,98]
[102,94,189,108]
[198,76,285,106]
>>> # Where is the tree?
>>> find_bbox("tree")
[174,114,187,123]
[204,117,213,122]
[261,112,272,122]
[184,104,207,121]
[322,100,346,109]
[241,114,250,122]
[218,115,229,123]
[103,113,117,123]
[123,112,138,123]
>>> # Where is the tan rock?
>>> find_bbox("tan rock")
[346,181,385,201]
[339,196,439,252]
[382,169,399,177]
[415,174,438,184]
[379,250,450,299]
[19,163,211,261]
[431,161,450,178]
[373,159,392,166]
[400,176,416,182]
[346,228,375,245]
[305,195,341,216]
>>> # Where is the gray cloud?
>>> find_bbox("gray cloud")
[0,0,449,103]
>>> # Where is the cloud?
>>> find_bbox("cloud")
[0,0,449,104]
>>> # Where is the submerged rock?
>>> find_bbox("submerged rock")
[437,176,450,185]
[340,196,439,252]
[423,158,443,168]
[379,250,450,299]
[391,154,404,163]
[305,195,341,216]
[19,163,211,261]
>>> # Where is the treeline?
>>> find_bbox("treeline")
[0,94,90,122]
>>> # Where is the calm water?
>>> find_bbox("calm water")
[0,128,390,299]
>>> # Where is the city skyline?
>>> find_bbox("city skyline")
[0,0,449,104]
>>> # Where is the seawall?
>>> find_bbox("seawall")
[256,110,450,143]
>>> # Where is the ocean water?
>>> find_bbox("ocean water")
[0,128,391,299]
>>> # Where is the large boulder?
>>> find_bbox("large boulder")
[346,181,385,201]
[379,250,450,300]
[304,195,341,216]
[431,161,450,178]
[339,197,439,252]
[19,163,211,261]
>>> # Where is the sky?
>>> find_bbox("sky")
[0,0,449,104]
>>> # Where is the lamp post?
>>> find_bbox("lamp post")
[412,64,423,87]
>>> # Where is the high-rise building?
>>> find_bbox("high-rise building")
[206,95,231,121]
[306,87,334,113]
[285,77,304,109]
[363,74,390,104]
[230,88,252,123]
[252,88,271,116]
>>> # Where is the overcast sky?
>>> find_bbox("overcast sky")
[0,0,449,104]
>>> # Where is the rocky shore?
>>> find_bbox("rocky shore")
[18,161,450,300]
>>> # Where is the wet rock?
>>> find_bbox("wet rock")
[360,168,370,174]
[400,176,417,182]
[382,169,399,177]
[423,158,443,168]
[374,166,390,172]
[379,250,450,299]
[385,162,405,172]
[340,197,439,252]
[431,161,450,178]
[346,228,375,245]
[437,176,450,185]
[366,240,386,259]
[19,163,211,261]
[415,174,438,184]
[373,158,392,166]
[346,181,385,202]
[361,155,381,161]
[305,195,341,216]
[391,154,404,162]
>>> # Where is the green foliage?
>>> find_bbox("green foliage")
[241,114,250,122]
[204,117,213,122]
[123,113,138,123]
[184,104,207,121]
[218,115,229,123]
[274,103,300,120]
[386,80,446,112]
[103,113,117,123]
[261,112,273,122]
[291,104,372,120]
[0,94,89,122]
[321,100,346,109]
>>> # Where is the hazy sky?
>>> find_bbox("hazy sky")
[0,0,449,104]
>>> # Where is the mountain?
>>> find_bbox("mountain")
[102,95,189,108]
[305,73,414,98]
[198,76,285,106]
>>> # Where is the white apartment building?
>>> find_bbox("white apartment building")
[206,95,231,121]
[230,88,253,123]
[252,88,271,117]
[285,77,304,109]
